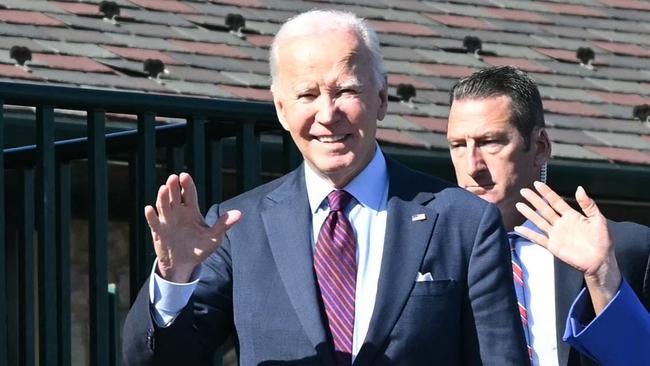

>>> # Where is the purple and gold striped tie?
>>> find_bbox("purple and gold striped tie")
[314,190,356,366]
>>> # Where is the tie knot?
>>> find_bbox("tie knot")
[327,190,352,212]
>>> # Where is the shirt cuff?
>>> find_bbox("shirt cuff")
[148,259,201,327]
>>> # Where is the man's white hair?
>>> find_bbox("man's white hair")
[269,9,385,93]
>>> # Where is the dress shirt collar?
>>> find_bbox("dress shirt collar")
[508,219,543,241]
[304,143,388,214]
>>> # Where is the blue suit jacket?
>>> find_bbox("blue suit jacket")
[554,221,650,366]
[122,158,529,365]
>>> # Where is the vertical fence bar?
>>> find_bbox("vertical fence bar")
[55,162,71,366]
[107,283,120,366]
[165,146,184,175]
[36,105,58,366]
[0,100,6,366]
[282,131,301,173]
[88,110,109,366]
[19,169,35,366]
[237,121,259,192]
[206,139,223,205]
[128,153,139,302]
[132,113,156,296]
[187,116,206,211]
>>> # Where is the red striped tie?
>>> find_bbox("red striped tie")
[510,240,534,361]
[314,190,356,366]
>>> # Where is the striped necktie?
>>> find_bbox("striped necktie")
[509,236,534,361]
[314,190,357,366]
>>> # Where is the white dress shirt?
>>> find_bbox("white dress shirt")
[150,145,389,362]
[510,220,559,366]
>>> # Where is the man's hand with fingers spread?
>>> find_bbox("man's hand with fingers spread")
[144,172,242,283]
[514,181,622,314]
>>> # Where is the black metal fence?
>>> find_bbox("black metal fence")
[0,81,299,366]
[4,80,650,366]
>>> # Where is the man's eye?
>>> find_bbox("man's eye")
[298,93,316,100]
[338,88,358,96]
[479,139,499,146]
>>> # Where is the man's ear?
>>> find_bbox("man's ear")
[533,128,551,167]
[273,94,290,131]
[376,76,388,121]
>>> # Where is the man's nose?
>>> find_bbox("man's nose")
[315,95,338,125]
[466,145,485,177]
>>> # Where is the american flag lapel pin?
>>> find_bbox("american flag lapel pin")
[411,213,426,222]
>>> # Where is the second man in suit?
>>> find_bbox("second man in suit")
[446,66,650,366]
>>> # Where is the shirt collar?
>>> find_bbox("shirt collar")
[508,219,544,241]
[304,143,388,214]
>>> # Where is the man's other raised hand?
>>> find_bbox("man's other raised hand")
[144,172,241,283]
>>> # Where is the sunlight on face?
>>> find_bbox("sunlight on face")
[272,29,387,188]
[447,96,542,224]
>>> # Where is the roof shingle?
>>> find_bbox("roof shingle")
[0,10,64,26]
[33,53,115,73]
[101,45,183,65]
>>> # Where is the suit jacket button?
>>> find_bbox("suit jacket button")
[146,331,155,350]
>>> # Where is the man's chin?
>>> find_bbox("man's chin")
[310,158,365,187]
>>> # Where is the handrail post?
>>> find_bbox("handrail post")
[19,169,35,366]
[237,121,260,192]
[56,162,71,366]
[107,284,121,366]
[0,100,6,366]
[187,115,206,211]
[165,146,184,175]
[206,139,223,205]
[88,109,109,366]
[282,131,301,173]
[131,112,156,301]
[36,105,58,366]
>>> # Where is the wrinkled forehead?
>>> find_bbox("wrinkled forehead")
[275,30,371,85]
[274,17,360,47]
[276,28,365,61]
[447,96,518,136]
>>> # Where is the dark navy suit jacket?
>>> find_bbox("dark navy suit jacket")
[122,158,529,365]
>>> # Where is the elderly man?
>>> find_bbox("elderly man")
[122,11,528,366]
[446,66,650,366]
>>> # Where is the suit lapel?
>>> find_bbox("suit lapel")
[354,161,438,366]
[554,257,584,366]
[261,167,334,365]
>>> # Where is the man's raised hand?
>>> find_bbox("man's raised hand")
[144,172,241,283]
[514,181,621,313]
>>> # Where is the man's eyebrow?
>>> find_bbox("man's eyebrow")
[478,131,508,139]
[292,83,316,94]
[338,78,362,89]
[447,130,507,140]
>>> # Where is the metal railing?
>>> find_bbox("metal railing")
[0,81,299,366]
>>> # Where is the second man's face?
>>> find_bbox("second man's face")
[446,95,543,215]
[272,29,387,188]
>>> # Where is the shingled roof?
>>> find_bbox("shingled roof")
[1,0,650,166]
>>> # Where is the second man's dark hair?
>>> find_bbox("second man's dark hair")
[450,66,545,150]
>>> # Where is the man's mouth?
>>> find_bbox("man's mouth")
[465,183,495,192]
[316,135,347,143]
